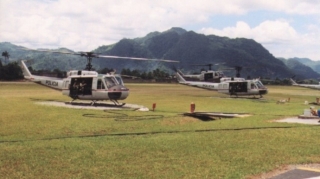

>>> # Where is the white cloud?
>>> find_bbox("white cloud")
[199,19,320,60]
[1,0,320,60]
[199,19,299,44]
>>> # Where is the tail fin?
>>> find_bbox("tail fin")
[175,72,186,83]
[290,78,298,85]
[20,60,33,80]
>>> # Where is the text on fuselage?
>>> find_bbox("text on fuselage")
[45,80,58,86]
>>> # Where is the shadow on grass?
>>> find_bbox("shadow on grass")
[83,110,164,121]
[1,125,319,144]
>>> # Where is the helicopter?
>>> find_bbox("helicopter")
[20,48,179,105]
[175,71,268,98]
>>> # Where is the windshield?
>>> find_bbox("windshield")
[255,81,264,88]
[217,71,224,77]
[104,76,118,88]
[115,76,124,86]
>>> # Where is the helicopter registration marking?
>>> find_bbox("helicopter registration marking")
[46,80,58,87]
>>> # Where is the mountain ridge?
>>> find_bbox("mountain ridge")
[1,27,319,80]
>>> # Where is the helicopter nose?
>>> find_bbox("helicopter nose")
[108,85,129,100]
[259,89,268,95]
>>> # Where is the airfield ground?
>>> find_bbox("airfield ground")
[37,101,320,126]
[1,82,320,179]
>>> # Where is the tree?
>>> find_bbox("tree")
[2,51,10,64]
[0,62,23,81]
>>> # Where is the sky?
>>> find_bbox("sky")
[1,0,320,60]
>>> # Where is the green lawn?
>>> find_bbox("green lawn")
[1,82,320,178]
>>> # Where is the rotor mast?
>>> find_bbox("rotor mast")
[85,56,93,71]
[80,52,96,71]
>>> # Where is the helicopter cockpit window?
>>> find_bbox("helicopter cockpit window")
[105,76,118,88]
[115,76,124,86]
[255,81,264,88]
[217,71,224,77]
[251,83,256,89]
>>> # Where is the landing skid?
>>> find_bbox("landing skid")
[111,99,126,107]
[229,93,263,99]
[66,99,126,107]
[226,95,264,99]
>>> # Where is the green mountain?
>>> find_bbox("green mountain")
[1,27,317,79]
[93,27,296,79]
[0,42,85,70]
[287,57,320,75]
[279,58,320,79]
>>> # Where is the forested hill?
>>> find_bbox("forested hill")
[1,27,319,79]
[93,27,298,79]
[279,58,320,79]
[285,57,320,75]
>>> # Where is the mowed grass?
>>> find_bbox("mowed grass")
[1,82,320,178]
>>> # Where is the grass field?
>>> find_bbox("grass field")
[1,82,320,178]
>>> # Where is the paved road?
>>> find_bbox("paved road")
[276,117,320,125]
[270,168,320,179]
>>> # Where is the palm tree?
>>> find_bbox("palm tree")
[2,51,9,64]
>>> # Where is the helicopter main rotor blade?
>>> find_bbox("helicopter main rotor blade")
[191,63,225,66]
[20,47,179,63]
[98,55,179,63]
[20,47,77,55]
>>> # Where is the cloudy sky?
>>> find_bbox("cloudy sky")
[1,0,320,60]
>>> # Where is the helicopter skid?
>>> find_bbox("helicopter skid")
[66,101,126,108]
[35,100,146,110]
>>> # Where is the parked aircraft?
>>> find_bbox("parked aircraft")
[176,72,268,98]
[20,48,179,105]
[290,78,320,90]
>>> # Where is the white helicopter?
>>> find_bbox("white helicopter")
[20,48,179,105]
[175,71,268,98]
[290,78,320,90]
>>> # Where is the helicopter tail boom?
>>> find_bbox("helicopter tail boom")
[20,60,64,90]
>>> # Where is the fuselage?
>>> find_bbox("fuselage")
[61,70,129,101]
[217,80,268,97]
[179,81,220,90]
[175,71,267,97]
